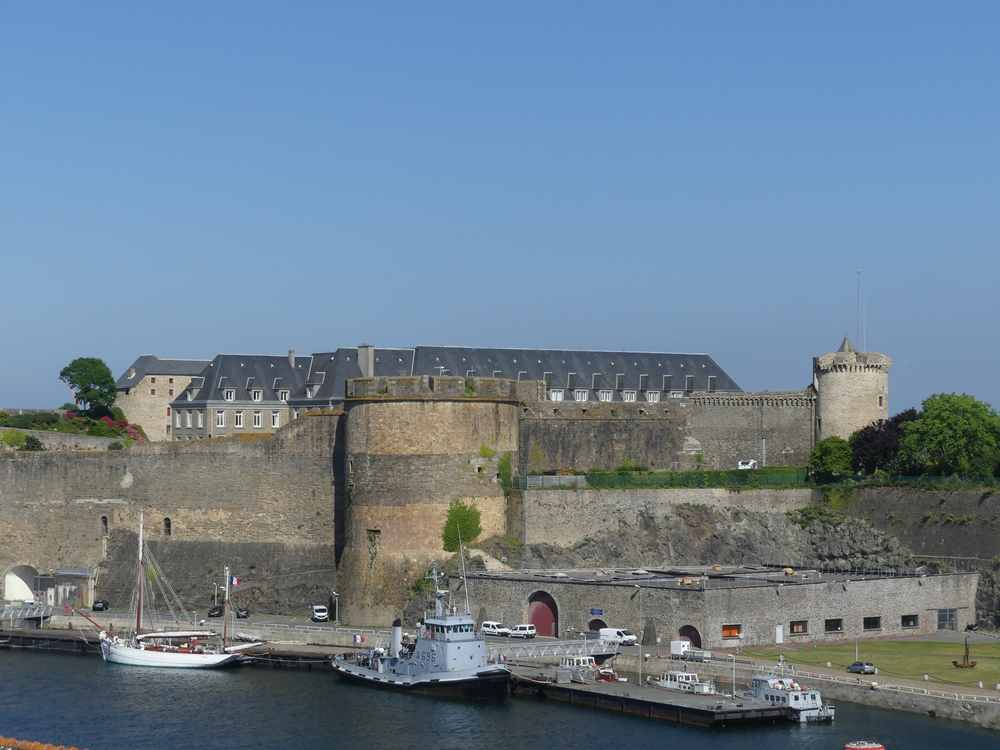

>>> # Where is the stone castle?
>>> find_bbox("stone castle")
[2,338,891,624]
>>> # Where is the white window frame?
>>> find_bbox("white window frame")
[224,389,235,402]
[645,390,660,403]
[271,410,280,428]
[574,389,588,402]
[278,390,289,402]
[234,410,244,428]
[175,412,182,428]
[252,389,263,402]
[216,410,226,428]
[622,390,637,403]
[198,411,204,428]
[253,410,262,428]
[548,389,564,402]
[186,411,192,428]
[598,390,613,402]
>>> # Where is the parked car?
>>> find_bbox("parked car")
[481,621,512,637]
[599,627,638,646]
[737,459,759,470]
[236,607,249,619]
[510,623,536,639]
[311,605,329,622]
[207,605,224,618]
[847,661,877,674]
[92,600,110,611]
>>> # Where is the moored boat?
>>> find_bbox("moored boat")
[651,670,717,695]
[744,672,835,723]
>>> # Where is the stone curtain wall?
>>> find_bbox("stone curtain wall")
[513,488,818,547]
[453,572,978,649]
[339,377,519,625]
[0,413,340,603]
[517,391,815,473]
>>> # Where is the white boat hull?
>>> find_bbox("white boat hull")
[100,634,239,669]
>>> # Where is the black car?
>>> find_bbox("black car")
[92,600,110,611]
[236,607,249,619]
[207,605,225,618]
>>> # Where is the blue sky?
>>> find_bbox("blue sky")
[2,2,998,414]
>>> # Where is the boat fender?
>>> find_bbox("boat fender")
[423,631,429,638]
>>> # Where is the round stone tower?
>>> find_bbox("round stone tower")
[338,375,521,625]
[813,336,892,442]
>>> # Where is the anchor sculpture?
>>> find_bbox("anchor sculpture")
[952,635,977,669]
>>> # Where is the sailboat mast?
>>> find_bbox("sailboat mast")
[136,511,144,636]
[223,566,230,648]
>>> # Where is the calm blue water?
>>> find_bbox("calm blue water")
[0,650,997,750]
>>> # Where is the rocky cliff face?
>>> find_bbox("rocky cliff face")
[482,504,913,573]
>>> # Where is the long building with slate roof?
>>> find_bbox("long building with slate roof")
[152,345,743,441]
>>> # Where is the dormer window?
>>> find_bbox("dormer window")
[251,389,263,402]
[186,392,193,401]
[224,389,235,402]
[622,390,637,403]
[599,390,613,402]
[278,390,289,402]
[574,390,588,402]
[306,386,315,398]
[645,391,660,403]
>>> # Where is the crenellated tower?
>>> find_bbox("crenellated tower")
[813,336,891,442]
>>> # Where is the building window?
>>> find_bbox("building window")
[622,390,637,402]
[216,410,226,428]
[186,411,192,428]
[573,390,588,402]
[166,425,171,435]
[253,410,262,428]
[163,517,171,536]
[863,616,882,631]
[271,411,280,428]
[197,411,204,428]
[252,389,262,402]
[167,407,171,416]
[645,391,660,403]
[168,388,174,397]
[824,618,843,633]
[175,412,181,428]
[937,608,958,631]
[790,620,807,635]
[100,515,109,535]
[186,392,193,401]
[722,624,741,638]
[598,390,613,402]
[878,396,884,407]
[168,378,174,384]
[902,614,919,628]
[224,389,235,402]
[151,388,156,396]
[306,386,315,398]
[234,411,244,428]
[548,389,564,402]
[151,377,156,384]
[685,375,695,392]
[278,390,289,402]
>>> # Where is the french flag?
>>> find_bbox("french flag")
[230,576,241,586]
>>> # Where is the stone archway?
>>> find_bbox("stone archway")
[679,625,702,649]
[4,565,38,601]
[588,618,607,632]
[528,591,559,637]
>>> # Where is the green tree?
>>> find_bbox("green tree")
[808,436,853,480]
[59,358,117,412]
[850,408,921,475]
[441,499,483,552]
[899,393,1000,477]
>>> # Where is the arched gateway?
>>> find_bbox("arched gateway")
[528,591,559,637]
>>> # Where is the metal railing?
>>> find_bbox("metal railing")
[487,638,616,663]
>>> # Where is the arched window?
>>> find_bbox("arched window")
[163,517,172,536]
[100,516,109,535]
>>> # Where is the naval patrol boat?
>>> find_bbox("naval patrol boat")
[333,562,510,698]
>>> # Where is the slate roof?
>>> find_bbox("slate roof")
[177,353,312,404]
[116,356,213,391]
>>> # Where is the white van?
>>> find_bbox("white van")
[599,628,638,646]
[481,621,512,637]
[511,623,536,639]
[311,605,329,622]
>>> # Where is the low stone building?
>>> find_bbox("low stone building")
[451,565,977,649]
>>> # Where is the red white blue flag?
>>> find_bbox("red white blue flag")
[230,576,241,586]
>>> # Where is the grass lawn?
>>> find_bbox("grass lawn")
[743,640,1000,689]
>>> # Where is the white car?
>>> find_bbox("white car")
[311,605,329,622]
[481,621,512,637]
[510,623,536,639]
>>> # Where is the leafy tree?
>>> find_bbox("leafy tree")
[850,408,921,475]
[441,499,482,552]
[899,393,1000,478]
[1,429,27,449]
[59,358,117,412]
[808,436,852,480]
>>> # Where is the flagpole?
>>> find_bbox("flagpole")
[223,566,230,649]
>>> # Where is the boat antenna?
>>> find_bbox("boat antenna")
[457,523,470,615]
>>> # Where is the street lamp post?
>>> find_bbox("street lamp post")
[634,584,642,685]
[214,583,219,607]
[332,591,339,624]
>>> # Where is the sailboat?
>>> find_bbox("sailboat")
[96,511,240,668]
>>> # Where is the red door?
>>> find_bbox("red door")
[528,592,558,637]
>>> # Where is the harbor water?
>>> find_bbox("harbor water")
[1,650,997,750]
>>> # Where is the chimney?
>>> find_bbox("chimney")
[288,349,295,367]
[358,344,375,378]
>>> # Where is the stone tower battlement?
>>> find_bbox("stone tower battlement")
[813,336,891,442]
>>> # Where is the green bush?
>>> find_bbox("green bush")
[1,429,27,449]
[21,435,44,451]
[108,441,125,451]
[0,411,10,428]
[441,499,482,552]
[497,452,513,497]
